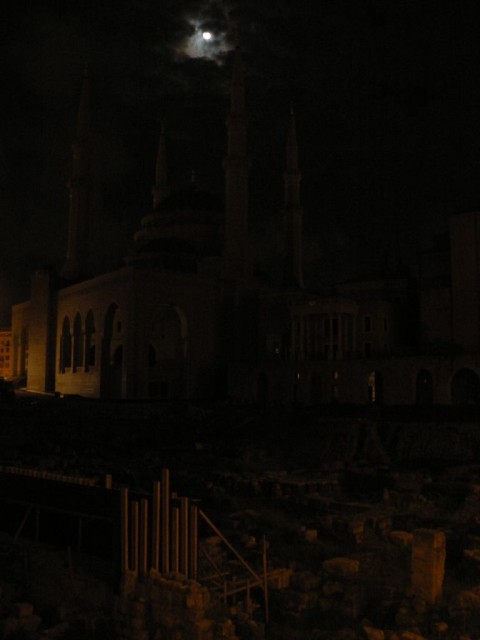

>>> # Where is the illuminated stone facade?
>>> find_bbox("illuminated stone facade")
[0,328,13,379]
[11,51,259,401]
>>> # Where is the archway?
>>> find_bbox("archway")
[101,303,123,398]
[452,368,480,405]
[84,310,96,371]
[416,369,433,405]
[147,305,187,399]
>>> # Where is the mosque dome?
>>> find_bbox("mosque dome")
[129,186,224,270]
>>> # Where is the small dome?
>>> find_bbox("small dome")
[130,186,224,269]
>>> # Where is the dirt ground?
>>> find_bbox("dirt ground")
[2,393,480,639]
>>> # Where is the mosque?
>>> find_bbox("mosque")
[10,50,480,406]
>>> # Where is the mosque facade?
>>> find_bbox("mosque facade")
[10,51,480,406]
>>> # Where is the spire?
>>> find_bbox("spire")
[282,108,304,289]
[152,124,169,208]
[224,47,249,279]
[61,70,91,279]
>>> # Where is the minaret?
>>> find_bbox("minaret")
[152,124,169,209]
[61,70,91,279]
[224,47,249,279]
[282,108,304,289]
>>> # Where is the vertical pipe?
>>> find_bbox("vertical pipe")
[263,535,269,624]
[188,504,198,580]
[171,507,180,573]
[131,500,139,575]
[152,481,161,572]
[161,469,170,573]
[180,497,189,576]
[120,487,129,575]
[139,498,148,576]
[105,474,112,489]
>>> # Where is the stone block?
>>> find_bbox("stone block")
[129,615,147,631]
[400,632,427,640]
[282,589,318,611]
[411,529,445,604]
[18,614,42,633]
[191,618,214,640]
[290,570,320,592]
[323,557,360,577]
[317,597,333,613]
[363,625,385,640]
[130,599,149,617]
[389,531,413,548]
[13,602,34,618]
[214,618,237,639]
[0,618,18,637]
[323,580,343,597]
[304,528,318,541]
[42,622,70,638]
[268,568,292,589]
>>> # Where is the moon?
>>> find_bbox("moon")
[202,31,212,41]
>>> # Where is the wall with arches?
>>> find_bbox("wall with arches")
[229,356,480,407]
[55,270,133,398]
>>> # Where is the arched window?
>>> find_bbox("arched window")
[452,368,480,405]
[60,317,71,372]
[73,313,83,372]
[84,310,96,371]
[416,369,433,405]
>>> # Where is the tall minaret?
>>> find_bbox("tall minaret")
[282,109,304,289]
[61,70,91,279]
[224,47,249,279]
[152,124,169,209]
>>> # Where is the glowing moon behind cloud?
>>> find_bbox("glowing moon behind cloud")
[202,31,212,41]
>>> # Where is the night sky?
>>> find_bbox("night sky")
[1,1,480,324]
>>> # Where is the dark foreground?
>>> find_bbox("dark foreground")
[1,393,480,639]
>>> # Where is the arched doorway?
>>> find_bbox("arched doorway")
[101,303,123,398]
[368,370,384,404]
[84,310,96,371]
[147,305,187,399]
[452,368,480,405]
[416,369,433,405]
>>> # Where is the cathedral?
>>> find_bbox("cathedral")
[10,50,480,406]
